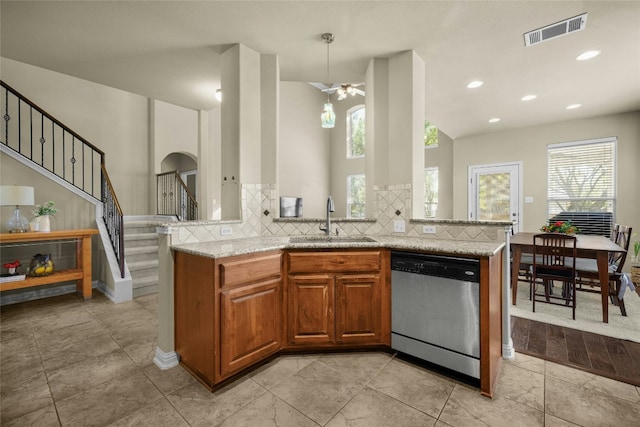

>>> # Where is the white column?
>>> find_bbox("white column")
[502,226,515,360]
[153,226,179,370]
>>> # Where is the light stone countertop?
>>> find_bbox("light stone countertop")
[171,235,505,259]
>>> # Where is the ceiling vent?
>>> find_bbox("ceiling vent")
[524,13,587,46]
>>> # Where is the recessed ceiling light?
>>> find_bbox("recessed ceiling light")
[566,104,582,110]
[488,118,501,123]
[576,50,601,61]
[521,95,537,101]
[467,80,484,89]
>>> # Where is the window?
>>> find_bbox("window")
[347,106,365,158]
[424,167,438,218]
[547,138,616,235]
[424,121,438,148]
[347,174,365,218]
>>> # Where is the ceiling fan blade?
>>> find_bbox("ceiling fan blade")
[321,83,341,93]
[309,82,330,91]
[353,88,365,96]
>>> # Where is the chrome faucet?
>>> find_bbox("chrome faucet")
[320,195,335,236]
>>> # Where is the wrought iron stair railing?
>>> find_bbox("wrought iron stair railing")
[1,80,125,278]
[157,171,198,220]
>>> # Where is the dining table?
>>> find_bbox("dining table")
[510,232,626,323]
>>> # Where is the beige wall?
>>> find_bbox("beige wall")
[0,159,97,233]
[330,97,365,217]
[279,82,330,218]
[424,130,454,218]
[1,58,151,215]
[453,111,640,232]
[154,100,198,173]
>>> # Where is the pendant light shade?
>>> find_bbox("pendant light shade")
[320,33,336,129]
[321,102,336,128]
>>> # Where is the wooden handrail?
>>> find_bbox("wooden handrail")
[1,81,105,158]
[1,80,125,278]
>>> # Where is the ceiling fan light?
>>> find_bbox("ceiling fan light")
[321,102,336,128]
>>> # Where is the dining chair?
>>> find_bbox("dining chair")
[575,225,632,316]
[531,233,578,319]
[510,228,535,300]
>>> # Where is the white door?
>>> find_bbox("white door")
[468,162,522,232]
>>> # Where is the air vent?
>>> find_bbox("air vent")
[524,13,588,46]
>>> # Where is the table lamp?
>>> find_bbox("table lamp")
[0,185,35,233]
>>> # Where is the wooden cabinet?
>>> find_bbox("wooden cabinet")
[335,273,381,343]
[286,250,390,348]
[219,253,282,378]
[174,250,282,389]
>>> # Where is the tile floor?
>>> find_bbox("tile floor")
[1,292,639,426]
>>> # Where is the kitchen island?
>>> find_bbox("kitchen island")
[170,235,505,397]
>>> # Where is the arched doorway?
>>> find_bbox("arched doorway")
[158,152,198,219]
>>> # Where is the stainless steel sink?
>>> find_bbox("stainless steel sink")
[288,236,376,244]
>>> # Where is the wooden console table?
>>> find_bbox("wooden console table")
[0,229,99,299]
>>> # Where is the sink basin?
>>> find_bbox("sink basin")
[289,236,376,244]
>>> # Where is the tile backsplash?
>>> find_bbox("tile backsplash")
[165,183,510,245]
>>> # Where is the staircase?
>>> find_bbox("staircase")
[124,220,160,297]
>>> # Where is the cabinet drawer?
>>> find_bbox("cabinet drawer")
[287,251,381,274]
[220,252,282,288]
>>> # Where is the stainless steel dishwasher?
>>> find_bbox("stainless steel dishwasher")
[391,251,480,380]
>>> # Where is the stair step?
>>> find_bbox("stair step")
[123,217,171,298]
[124,233,159,248]
[125,245,159,256]
[133,284,159,298]
[132,274,158,288]
[126,252,158,264]
[128,259,159,274]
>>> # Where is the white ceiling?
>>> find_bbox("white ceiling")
[2,1,639,139]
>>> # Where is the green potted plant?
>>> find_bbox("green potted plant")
[32,201,58,232]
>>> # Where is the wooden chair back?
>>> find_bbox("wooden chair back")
[532,233,577,281]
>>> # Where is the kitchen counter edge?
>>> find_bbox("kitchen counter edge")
[171,235,505,259]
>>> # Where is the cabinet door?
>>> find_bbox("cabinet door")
[219,277,282,378]
[288,274,335,345]
[335,273,382,344]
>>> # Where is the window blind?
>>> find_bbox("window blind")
[546,138,616,236]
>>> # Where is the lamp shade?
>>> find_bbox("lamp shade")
[0,185,35,206]
[321,102,336,128]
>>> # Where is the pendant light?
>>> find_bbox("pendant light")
[320,33,336,129]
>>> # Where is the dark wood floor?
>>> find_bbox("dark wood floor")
[511,316,640,387]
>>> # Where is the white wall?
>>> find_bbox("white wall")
[330,97,365,216]
[424,130,454,218]
[453,111,640,232]
[1,58,151,215]
[154,100,198,173]
[279,82,329,218]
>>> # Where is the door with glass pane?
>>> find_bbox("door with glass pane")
[468,163,521,232]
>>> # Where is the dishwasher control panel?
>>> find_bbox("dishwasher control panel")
[390,251,479,282]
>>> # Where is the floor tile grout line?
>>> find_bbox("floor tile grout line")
[26,301,64,427]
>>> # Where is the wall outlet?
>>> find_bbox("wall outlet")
[393,220,406,233]
[220,225,233,236]
[525,196,534,203]
[422,225,436,234]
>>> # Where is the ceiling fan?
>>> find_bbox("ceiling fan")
[309,82,365,100]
